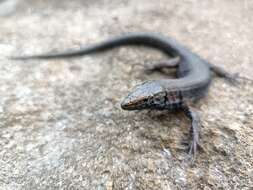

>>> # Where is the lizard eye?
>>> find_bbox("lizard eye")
[143,97,151,104]
[153,93,166,104]
[142,98,149,104]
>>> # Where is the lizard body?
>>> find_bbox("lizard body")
[11,32,236,158]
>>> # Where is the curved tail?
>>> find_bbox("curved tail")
[10,33,182,60]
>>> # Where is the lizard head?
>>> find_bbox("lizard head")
[121,81,166,110]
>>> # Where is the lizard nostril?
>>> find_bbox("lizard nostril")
[121,96,138,110]
[121,97,130,110]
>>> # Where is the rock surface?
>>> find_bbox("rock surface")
[0,0,253,189]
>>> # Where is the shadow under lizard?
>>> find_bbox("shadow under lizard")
[11,32,237,159]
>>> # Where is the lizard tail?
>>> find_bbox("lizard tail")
[9,33,181,60]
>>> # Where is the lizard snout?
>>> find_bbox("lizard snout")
[121,96,141,110]
[121,81,164,110]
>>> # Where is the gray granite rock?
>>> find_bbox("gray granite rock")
[0,0,253,189]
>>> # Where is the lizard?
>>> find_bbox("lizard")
[10,32,237,159]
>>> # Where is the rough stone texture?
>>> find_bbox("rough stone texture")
[0,0,253,189]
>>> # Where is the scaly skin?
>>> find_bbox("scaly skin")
[11,32,236,159]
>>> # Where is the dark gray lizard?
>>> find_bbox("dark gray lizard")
[11,32,237,158]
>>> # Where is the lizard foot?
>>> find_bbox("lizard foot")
[144,56,180,73]
[182,104,201,161]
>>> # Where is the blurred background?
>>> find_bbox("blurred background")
[0,0,252,189]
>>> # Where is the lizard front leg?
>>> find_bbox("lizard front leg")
[181,103,201,158]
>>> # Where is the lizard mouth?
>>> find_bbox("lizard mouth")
[121,99,137,110]
[121,97,140,110]
[121,97,147,110]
